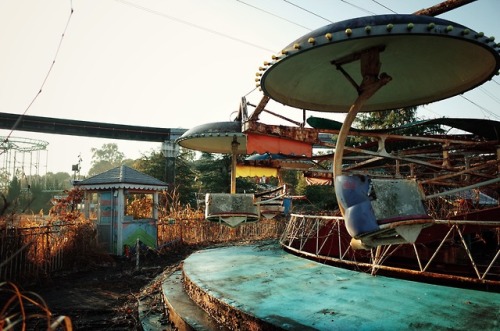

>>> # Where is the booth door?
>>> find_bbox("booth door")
[97,191,115,253]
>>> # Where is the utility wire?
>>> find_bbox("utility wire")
[241,0,494,122]
[283,0,334,23]
[114,0,275,53]
[335,1,499,122]
[244,87,258,97]
[236,0,311,30]
[116,0,498,121]
[479,86,500,106]
[371,0,397,13]
[460,95,500,120]
[421,105,443,118]
[3,1,74,146]
[339,0,376,15]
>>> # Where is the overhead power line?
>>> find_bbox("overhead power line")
[371,0,397,13]
[118,0,496,123]
[114,0,275,53]
[339,0,376,15]
[479,87,500,106]
[283,0,334,23]
[460,95,500,120]
[4,0,74,146]
[236,0,312,30]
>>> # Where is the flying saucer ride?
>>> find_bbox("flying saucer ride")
[256,14,500,249]
[176,121,262,227]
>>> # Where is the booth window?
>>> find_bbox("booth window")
[125,193,153,219]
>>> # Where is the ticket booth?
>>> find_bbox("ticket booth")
[75,165,168,255]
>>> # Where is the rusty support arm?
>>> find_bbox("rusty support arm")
[413,0,477,16]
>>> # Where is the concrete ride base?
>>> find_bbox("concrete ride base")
[162,241,499,330]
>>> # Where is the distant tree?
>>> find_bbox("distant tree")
[281,169,302,195]
[44,172,73,190]
[6,176,21,205]
[0,193,8,216]
[354,106,444,136]
[1,176,39,214]
[22,181,54,214]
[0,171,75,215]
[304,185,337,210]
[88,143,125,176]
[133,149,165,181]
[134,147,199,206]
[175,148,200,205]
[122,158,135,167]
[91,143,124,164]
[192,153,258,194]
[235,177,258,194]
[351,106,444,153]
[0,168,10,193]
[0,176,21,215]
[355,107,419,130]
[195,153,231,193]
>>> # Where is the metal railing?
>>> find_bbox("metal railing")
[1,216,285,285]
[0,220,95,285]
[280,214,500,289]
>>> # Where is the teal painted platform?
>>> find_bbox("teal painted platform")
[182,242,499,330]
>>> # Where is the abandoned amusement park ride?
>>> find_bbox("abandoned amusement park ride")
[177,9,500,290]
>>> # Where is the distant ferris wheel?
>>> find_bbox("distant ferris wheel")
[0,136,49,191]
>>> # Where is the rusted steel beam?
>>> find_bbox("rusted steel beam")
[423,180,463,187]
[420,159,500,184]
[319,128,486,146]
[259,108,303,127]
[342,156,385,172]
[283,243,500,287]
[413,0,477,16]
[243,120,320,144]
[426,177,500,199]
[342,146,450,170]
[248,95,270,122]
[282,213,500,288]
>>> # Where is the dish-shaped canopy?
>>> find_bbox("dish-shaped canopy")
[176,121,247,154]
[259,14,500,113]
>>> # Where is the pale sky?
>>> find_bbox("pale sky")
[0,0,499,176]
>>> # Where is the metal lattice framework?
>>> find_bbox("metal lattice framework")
[0,136,48,192]
[280,214,500,289]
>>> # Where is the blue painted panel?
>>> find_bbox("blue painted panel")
[335,175,379,237]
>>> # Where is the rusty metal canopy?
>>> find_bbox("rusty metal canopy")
[259,14,500,113]
[308,115,500,140]
[176,121,247,154]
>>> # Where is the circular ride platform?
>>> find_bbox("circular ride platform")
[162,242,500,330]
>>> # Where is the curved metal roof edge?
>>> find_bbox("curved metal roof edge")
[77,183,168,191]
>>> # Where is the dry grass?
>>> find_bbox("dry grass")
[0,281,72,330]
[1,187,286,329]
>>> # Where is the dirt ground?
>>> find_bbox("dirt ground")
[22,244,199,330]
[5,240,267,330]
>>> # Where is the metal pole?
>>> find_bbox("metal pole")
[231,136,239,194]
[136,237,140,271]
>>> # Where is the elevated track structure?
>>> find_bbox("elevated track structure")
[0,112,187,190]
